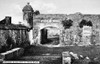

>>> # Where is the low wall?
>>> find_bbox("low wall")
[0,47,24,61]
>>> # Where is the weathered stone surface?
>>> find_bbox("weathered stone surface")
[0,24,29,52]
[33,13,100,46]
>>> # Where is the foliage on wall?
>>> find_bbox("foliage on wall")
[61,19,73,29]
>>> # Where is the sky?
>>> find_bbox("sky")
[0,0,100,24]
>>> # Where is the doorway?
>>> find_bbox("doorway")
[40,27,60,45]
[41,28,48,44]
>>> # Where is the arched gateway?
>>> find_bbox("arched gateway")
[22,3,64,46]
[22,3,100,46]
[33,19,63,45]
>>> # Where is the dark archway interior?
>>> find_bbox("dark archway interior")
[40,27,59,45]
[41,28,48,44]
[79,19,93,28]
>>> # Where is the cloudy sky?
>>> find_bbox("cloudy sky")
[0,0,100,24]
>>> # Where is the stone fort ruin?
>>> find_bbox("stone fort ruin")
[23,3,100,46]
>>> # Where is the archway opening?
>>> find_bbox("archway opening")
[41,28,48,44]
[40,26,60,45]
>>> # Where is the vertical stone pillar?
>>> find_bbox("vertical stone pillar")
[72,26,80,45]
[28,30,34,45]
[37,30,41,45]
[98,30,100,45]
[59,29,63,45]
[64,29,72,45]
[59,28,65,46]
[94,29,100,45]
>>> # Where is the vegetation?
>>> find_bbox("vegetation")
[61,19,73,29]
[34,10,40,15]
[79,19,93,28]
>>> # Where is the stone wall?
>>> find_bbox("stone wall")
[0,16,30,52]
[61,25,100,46]
[0,30,29,52]
[33,13,100,46]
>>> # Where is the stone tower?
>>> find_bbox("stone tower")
[22,3,34,45]
[22,2,34,28]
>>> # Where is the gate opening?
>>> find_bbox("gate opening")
[40,27,60,45]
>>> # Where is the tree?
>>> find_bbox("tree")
[79,19,87,28]
[87,21,93,26]
[62,19,73,29]
[79,19,93,28]
[34,10,40,15]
